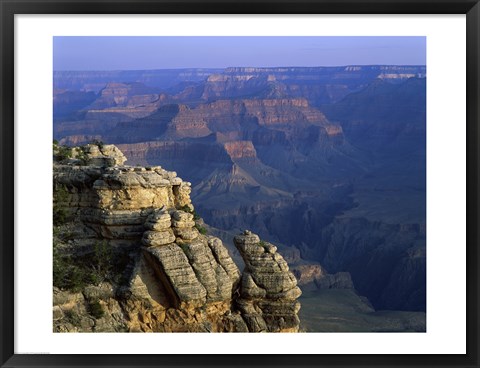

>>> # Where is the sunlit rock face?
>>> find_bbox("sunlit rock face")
[53,144,300,333]
[234,230,302,333]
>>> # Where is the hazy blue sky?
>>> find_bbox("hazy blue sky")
[53,36,426,71]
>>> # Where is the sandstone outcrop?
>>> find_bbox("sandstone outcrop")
[234,230,302,332]
[54,142,127,167]
[83,143,128,166]
[53,144,300,333]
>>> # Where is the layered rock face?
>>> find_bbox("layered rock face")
[174,98,334,132]
[223,141,257,161]
[195,66,426,105]
[78,98,343,147]
[52,66,426,315]
[53,144,300,332]
[82,143,127,166]
[234,231,301,332]
[85,82,170,121]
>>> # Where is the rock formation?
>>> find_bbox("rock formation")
[234,230,301,332]
[52,66,426,315]
[53,143,300,333]
[83,82,170,121]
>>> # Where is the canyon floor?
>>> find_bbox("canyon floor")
[299,290,426,332]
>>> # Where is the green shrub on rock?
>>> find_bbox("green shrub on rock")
[195,224,207,235]
[64,309,82,327]
[53,185,69,226]
[88,300,105,319]
[52,239,118,293]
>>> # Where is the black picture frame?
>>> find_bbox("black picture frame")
[1,1,479,367]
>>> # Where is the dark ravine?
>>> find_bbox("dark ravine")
[297,218,426,311]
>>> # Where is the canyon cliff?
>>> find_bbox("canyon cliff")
[53,143,301,332]
[53,66,427,317]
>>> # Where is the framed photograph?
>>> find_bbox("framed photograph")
[1,1,479,367]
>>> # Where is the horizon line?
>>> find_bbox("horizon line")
[53,64,427,73]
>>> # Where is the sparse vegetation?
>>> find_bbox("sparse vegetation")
[87,300,105,319]
[64,309,82,327]
[53,185,69,226]
[54,143,73,161]
[92,240,114,283]
[179,243,190,253]
[53,240,97,292]
[178,204,192,213]
[52,239,122,292]
[53,242,89,292]
[53,140,92,165]
[179,205,201,220]
[195,224,207,235]
[76,146,89,166]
